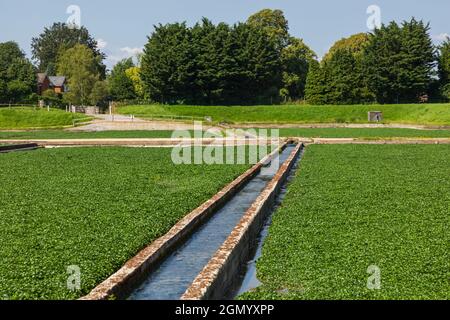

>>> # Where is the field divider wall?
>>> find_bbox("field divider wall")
[0,138,281,147]
[80,140,288,300]
[0,143,40,153]
[181,142,303,300]
[1,137,449,148]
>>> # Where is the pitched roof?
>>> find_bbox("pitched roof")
[48,76,66,87]
[37,73,48,84]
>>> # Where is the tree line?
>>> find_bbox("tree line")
[1,9,450,106]
[306,19,444,104]
[142,12,450,105]
[141,10,315,105]
[0,42,36,104]
[0,23,108,106]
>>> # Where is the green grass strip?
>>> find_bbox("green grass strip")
[0,108,90,129]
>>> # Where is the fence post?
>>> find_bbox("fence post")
[109,101,113,121]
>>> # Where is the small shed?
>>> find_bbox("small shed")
[368,111,383,122]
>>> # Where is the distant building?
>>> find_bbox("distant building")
[419,93,429,103]
[37,73,67,95]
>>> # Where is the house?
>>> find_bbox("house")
[37,73,67,95]
[37,73,49,95]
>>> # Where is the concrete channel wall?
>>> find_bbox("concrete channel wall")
[81,143,287,300]
[0,138,282,148]
[0,143,39,153]
[1,137,449,148]
[181,143,303,300]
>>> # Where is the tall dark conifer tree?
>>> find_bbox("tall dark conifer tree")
[363,19,435,103]
[141,19,281,105]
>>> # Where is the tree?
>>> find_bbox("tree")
[7,80,32,103]
[247,10,315,102]
[108,58,136,101]
[0,42,36,103]
[322,33,369,62]
[140,19,282,105]
[438,38,450,100]
[0,80,6,102]
[280,37,316,101]
[141,22,196,104]
[247,9,290,50]
[0,42,25,80]
[41,89,63,107]
[326,48,374,104]
[230,22,282,104]
[57,44,101,105]
[89,81,110,106]
[7,56,36,89]
[305,60,330,105]
[363,19,435,103]
[190,18,228,104]
[32,23,106,77]
[125,66,145,99]
[305,34,374,105]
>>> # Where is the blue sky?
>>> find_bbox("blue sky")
[1,0,449,69]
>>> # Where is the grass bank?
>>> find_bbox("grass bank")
[118,104,450,125]
[0,108,90,129]
[241,144,450,300]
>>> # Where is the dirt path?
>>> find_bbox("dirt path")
[65,113,450,132]
[67,115,254,138]
[68,115,208,132]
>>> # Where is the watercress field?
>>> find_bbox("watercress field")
[1,127,450,140]
[0,147,250,300]
[241,144,450,300]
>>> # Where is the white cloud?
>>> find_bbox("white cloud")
[120,47,144,56]
[105,55,124,67]
[433,33,450,42]
[96,38,108,50]
[104,47,144,69]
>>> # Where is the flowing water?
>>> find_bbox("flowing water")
[129,145,298,300]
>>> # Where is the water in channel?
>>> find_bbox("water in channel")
[129,145,297,300]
